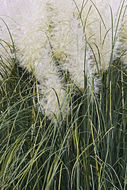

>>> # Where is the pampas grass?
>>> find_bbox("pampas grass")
[0,0,127,189]
[0,0,69,118]
[0,0,127,114]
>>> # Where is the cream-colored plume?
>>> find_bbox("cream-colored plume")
[0,0,126,117]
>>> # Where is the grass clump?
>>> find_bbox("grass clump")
[0,53,126,190]
[0,1,127,189]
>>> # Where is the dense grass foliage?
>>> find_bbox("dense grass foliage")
[0,1,127,189]
[0,55,126,190]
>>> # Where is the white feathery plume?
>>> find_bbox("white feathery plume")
[115,0,127,64]
[44,0,125,94]
[0,0,16,77]
[45,0,85,91]
[77,0,125,93]
[0,0,127,117]
[0,0,68,119]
